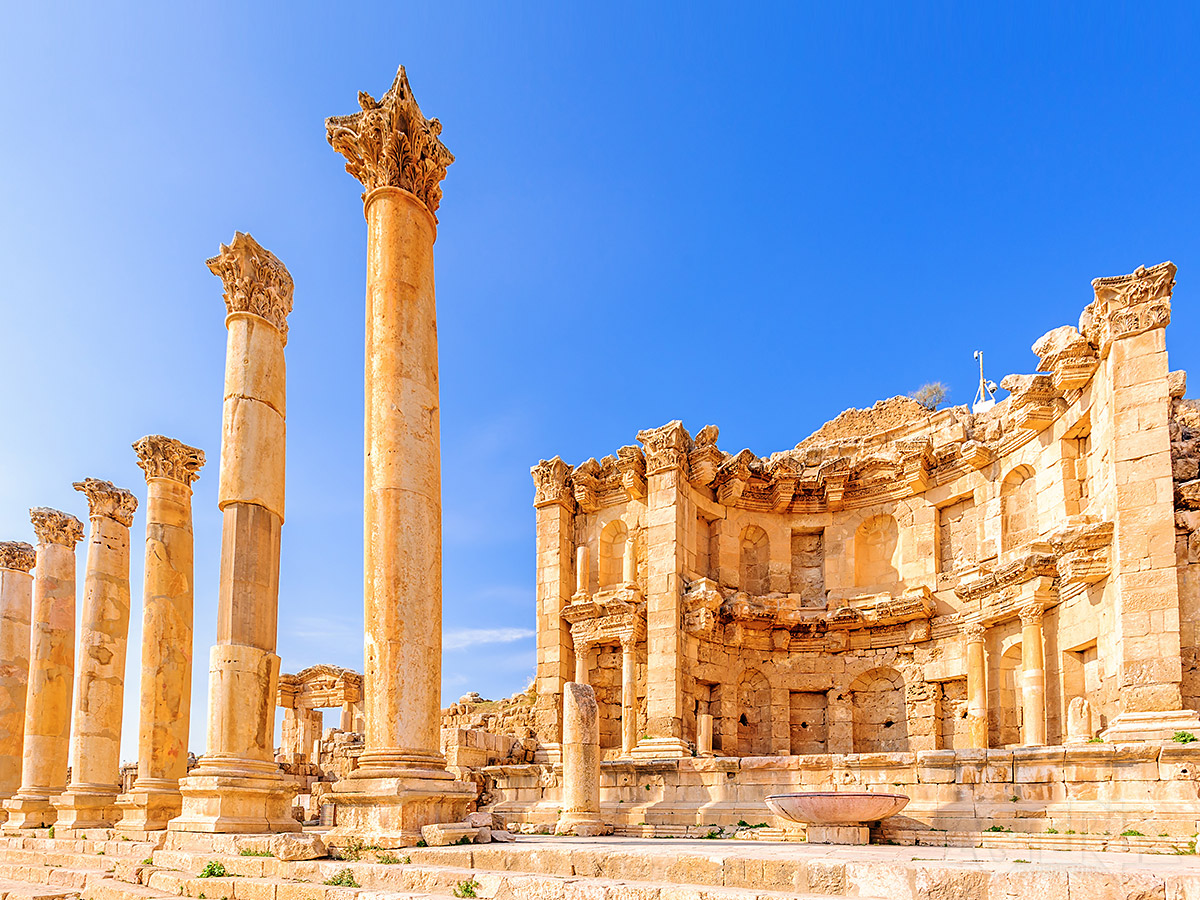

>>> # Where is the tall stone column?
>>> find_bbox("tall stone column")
[3,509,83,830]
[116,436,204,833]
[964,622,988,748]
[575,546,589,597]
[574,641,591,685]
[632,421,691,759]
[53,480,138,830]
[0,542,36,817]
[325,66,472,844]
[1019,603,1047,747]
[554,683,608,836]
[172,232,299,834]
[620,636,637,757]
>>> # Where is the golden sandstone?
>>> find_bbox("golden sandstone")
[3,62,1200,900]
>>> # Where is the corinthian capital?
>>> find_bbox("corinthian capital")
[1081,261,1175,355]
[29,508,84,547]
[0,541,36,572]
[636,421,693,476]
[73,478,138,527]
[206,232,294,342]
[531,457,574,510]
[133,434,206,486]
[325,65,454,215]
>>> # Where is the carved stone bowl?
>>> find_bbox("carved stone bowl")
[765,791,910,826]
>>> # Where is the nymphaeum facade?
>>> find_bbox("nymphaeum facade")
[530,261,1200,762]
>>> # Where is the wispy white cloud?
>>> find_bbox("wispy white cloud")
[444,627,535,651]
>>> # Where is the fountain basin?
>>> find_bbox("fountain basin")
[766,791,909,844]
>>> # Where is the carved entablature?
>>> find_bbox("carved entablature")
[1049,518,1114,587]
[766,456,802,512]
[689,425,723,488]
[955,547,1058,623]
[826,586,936,633]
[1082,261,1176,358]
[326,66,454,214]
[132,435,205,486]
[572,458,601,513]
[563,589,645,648]
[0,541,36,573]
[960,440,994,470]
[206,232,294,342]
[637,421,692,476]
[531,456,574,510]
[1033,325,1099,392]
[682,577,723,636]
[820,457,851,510]
[999,373,1061,432]
[898,439,934,494]
[29,508,84,548]
[278,664,363,710]
[73,478,138,527]
[714,449,755,506]
[616,446,647,500]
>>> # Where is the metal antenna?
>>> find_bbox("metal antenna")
[972,350,997,413]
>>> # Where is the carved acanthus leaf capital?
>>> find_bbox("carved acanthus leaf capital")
[1082,261,1176,356]
[531,457,574,509]
[29,508,84,547]
[206,232,294,342]
[962,620,986,642]
[636,421,692,475]
[133,434,206,485]
[1018,601,1044,627]
[0,541,36,572]
[73,478,138,527]
[326,66,454,215]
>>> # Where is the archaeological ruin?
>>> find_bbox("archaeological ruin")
[1,61,1200,900]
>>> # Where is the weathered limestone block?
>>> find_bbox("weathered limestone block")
[555,683,610,836]
[3,509,84,830]
[54,479,138,829]
[0,542,36,815]
[419,822,490,846]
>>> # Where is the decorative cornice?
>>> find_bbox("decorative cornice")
[29,508,84,547]
[636,421,692,475]
[206,232,294,342]
[1081,261,1175,356]
[326,65,454,215]
[531,456,573,510]
[615,446,647,500]
[1049,518,1113,586]
[999,373,1061,432]
[0,541,36,573]
[132,434,205,486]
[954,550,1057,604]
[572,458,601,513]
[73,478,138,527]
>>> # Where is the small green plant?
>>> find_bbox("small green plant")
[377,852,409,864]
[416,839,427,848]
[339,837,366,861]
[239,848,273,857]
[199,893,206,899]
[324,869,359,888]
[141,858,153,866]
[1046,828,1058,834]
[644,784,651,791]
[1161,833,1170,838]
[1087,737,1103,743]
[453,877,480,898]
[96,850,105,856]
[1009,796,1019,803]
[1174,731,1197,744]
[1015,858,1030,864]
[984,825,1011,833]
[47,826,54,838]
[700,829,721,839]
[1065,829,1076,835]
[198,861,227,879]
[1121,829,1145,837]
[120,835,129,841]
[910,382,948,411]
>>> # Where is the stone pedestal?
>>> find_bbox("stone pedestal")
[173,233,298,834]
[0,542,36,819]
[3,509,83,831]
[555,682,608,836]
[1019,603,1047,747]
[806,825,869,845]
[53,480,138,829]
[324,66,473,845]
[116,436,204,833]
[964,622,988,748]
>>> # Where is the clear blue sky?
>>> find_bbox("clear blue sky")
[2,4,1198,760]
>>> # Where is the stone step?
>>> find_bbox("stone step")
[0,878,80,900]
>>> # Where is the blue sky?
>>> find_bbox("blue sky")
[1,4,1198,759]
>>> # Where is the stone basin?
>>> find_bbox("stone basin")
[766,791,909,845]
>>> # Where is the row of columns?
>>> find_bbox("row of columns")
[963,601,1047,749]
[572,636,640,758]
[0,436,203,832]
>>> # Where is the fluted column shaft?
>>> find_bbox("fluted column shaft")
[117,437,203,833]
[1020,604,1047,746]
[0,543,36,811]
[965,623,988,748]
[3,509,83,830]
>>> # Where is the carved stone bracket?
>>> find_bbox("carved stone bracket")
[682,578,723,636]
[820,459,850,510]
[325,66,454,215]
[571,458,601,513]
[636,421,692,476]
[616,446,647,500]
[531,457,574,510]
[1033,325,1099,392]
[1082,261,1176,357]
[133,435,205,485]
[0,541,36,572]
[206,232,294,342]
[1049,518,1114,586]
[714,449,754,506]
[898,440,934,494]
[73,478,138,527]
[688,425,723,488]
[29,508,84,547]
[960,440,994,470]
[1000,373,1061,432]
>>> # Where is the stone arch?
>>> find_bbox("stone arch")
[736,668,772,756]
[599,519,629,589]
[1001,466,1038,551]
[854,514,899,587]
[849,666,908,753]
[739,525,770,595]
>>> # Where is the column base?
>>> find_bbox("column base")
[326,771,475,848]
[169,757,299,834]
[2,793,57,831]
[50,785,120,830]
[629,737,691,760]
[1101,708,1200,743]
[532,743,562,765]
[115,780,182,833]
[806,825,869,845]
[554,811,612,836]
